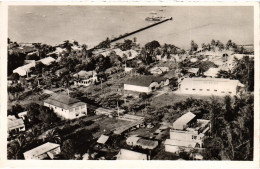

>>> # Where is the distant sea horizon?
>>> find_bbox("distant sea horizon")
[9,6,254,49]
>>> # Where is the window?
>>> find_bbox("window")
[62,109,63,111]
[192,88,196,91]
[221,91,225,93]
[185,88,189,90]
[214,90,217,92]
[192,135,197,140]
[228,92,232,94]
[199,89,203,91]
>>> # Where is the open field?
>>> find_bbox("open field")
[150,92,225,109]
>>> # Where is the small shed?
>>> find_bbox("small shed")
[97,134,109,144]
[116,149,147,160]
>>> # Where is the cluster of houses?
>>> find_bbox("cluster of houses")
[8,41,251,160]
[164,112,210,156]
[13,57,56,77]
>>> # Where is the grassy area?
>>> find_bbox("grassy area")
[150,92,223,109]
[92,117,130,138]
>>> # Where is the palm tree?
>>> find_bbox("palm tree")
[27,127,40,142]
[45,129,61,144]
[8,136,27,159]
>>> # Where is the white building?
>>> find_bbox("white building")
[23,142,60,160]
[116,149,148,160]
[8,116,25,133]
[126,135,158,150]
[38,57,56,66]
[13,61,36,77]
[73,70,98,87]
[150,67,169,75]
[203,68,220,77]
[179,77,244,96]
[124,76,169,93]
[44,94,87,119]
[164,112,210,154]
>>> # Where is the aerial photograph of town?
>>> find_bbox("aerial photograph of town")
[7,5,255,161]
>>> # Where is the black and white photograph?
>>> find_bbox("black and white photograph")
[3,2,259,164]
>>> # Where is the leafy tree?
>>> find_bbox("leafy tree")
[7,136,27,159]
[190,40,198,52]
[8,104,24,118]
[60,139,76,159]
[45,129,61,144]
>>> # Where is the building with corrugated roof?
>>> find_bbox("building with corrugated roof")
[13,61,36,77]
[44,94,87,119]
[8,116,25,133]
[179,77,244,96]
[124,75,169,93]
[164,112,210,154]
[23,142,60,160]
[203,67,220,77]
[116,149,148,160]
[150,66,169,75]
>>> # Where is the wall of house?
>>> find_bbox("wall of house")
[170,130,195,141]
[124,84,151,93]
[69,104,87,119]
[44,103,87,119]
[180,80,237,96]
[74,77,98,87]
[24,146,61,160]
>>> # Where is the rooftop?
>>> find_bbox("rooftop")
[181,77,244,87]
[97,135,109,144]
[23,142,60,158]
[172,112,196,130]
[117,149,147,160]
[44,94,86,110]
[8,117,24,130]
[39,57,56,65]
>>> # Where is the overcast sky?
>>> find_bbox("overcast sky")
[8,6,254,49]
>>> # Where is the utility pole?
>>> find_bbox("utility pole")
[117,100,120,117]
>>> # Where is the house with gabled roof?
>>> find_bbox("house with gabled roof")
[23,142,60,160]
[8,116,25,133]
[44,94,87,119]
[164,112,210,154]
[124,75,169,93]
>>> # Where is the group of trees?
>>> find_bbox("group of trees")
[205,94,254,160]
[26,103,60,125]
[8,83,25,100]
[217,55,254,92]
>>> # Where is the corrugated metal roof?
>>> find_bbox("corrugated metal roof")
[136,139,158,149]
[204,68,220,77]
[23,142,60,158]
[181,77,243,87]
[8,118,24,130]
[44,94,86,110]
[173,112,196,130]
[39,57,55,65]
[97,135,109,144]
[117,149,147,160]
